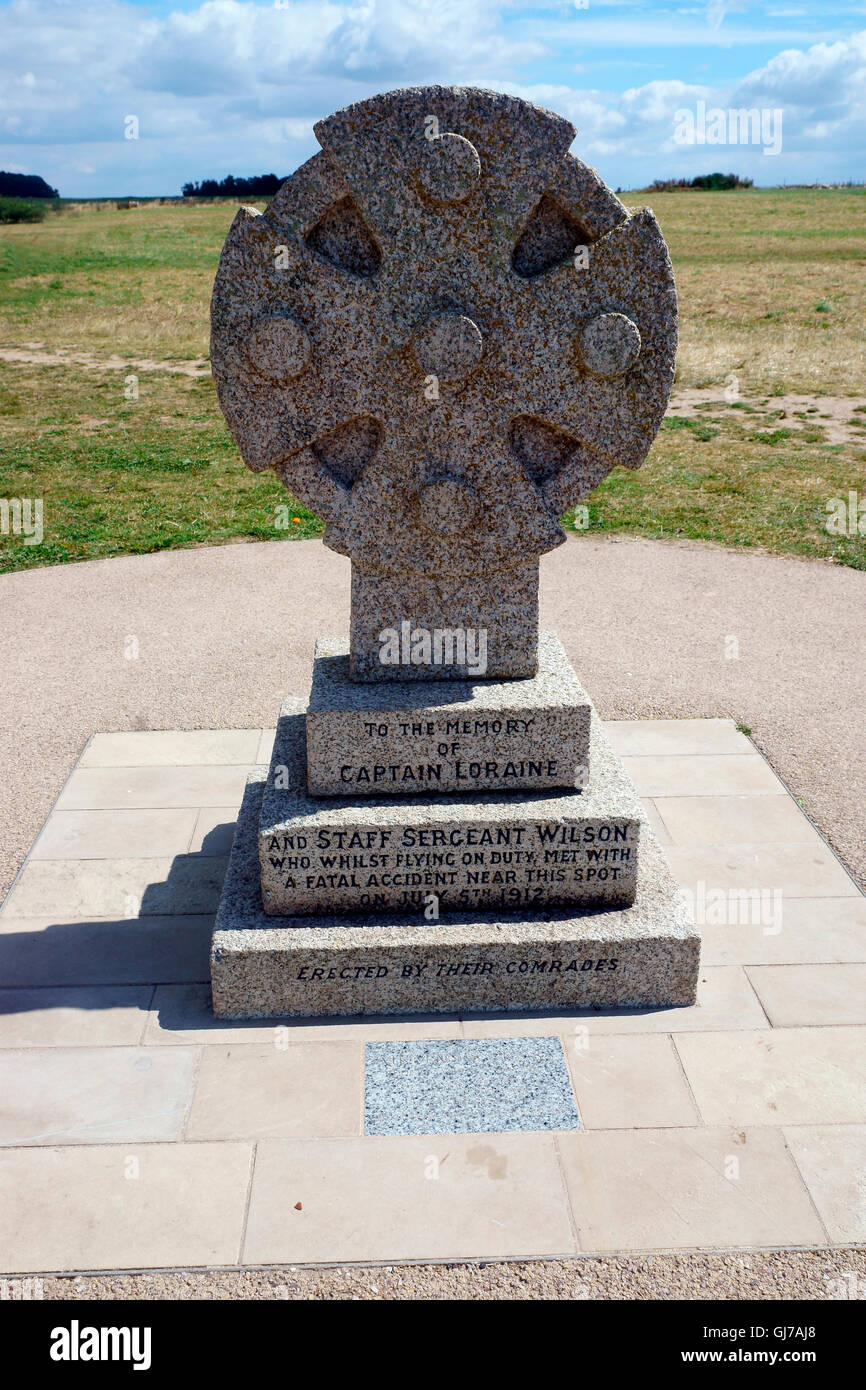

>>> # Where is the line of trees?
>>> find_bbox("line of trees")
[0,171,59,198]
[648,173,754,191]
[181,173,284,198]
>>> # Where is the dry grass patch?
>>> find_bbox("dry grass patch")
[1,190,865,572]
[635,187,866,394]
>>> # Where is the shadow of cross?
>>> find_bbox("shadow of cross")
[210,86,678,677]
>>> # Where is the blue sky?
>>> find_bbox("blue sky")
[1,0,864,195]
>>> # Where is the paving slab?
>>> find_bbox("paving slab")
[0,1046,198,1146]
[185,1041,363,1140]
[675,1027,866,1125]
[557,1127,827,1251]
[29,808,198,861]
[0,1143,252,1273]
[80,730,262,768]
[0,986,151,1047]
[256,730,277,766]
[188,810,240,856]
[746,964,866,1027]
[1,857,228,920]
[56,766,251,811]
[699,896,866,967]
[622,754,784,797]
[784,1125,866,1243]
[640,798,673,844]
[652,794,824,847]
[0,916,212,987]
[565,1034,700,1128]
[665,843,860,898]
[605,720,754,757]
[243,1134,577,1264]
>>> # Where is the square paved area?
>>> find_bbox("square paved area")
[1,719,864,1271]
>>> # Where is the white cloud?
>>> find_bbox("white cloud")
[0,1,863,194]
[732,30,866,108]
[0,0,547,191]
[499,31,866,185]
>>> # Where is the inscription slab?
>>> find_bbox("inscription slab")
[261,706,642,916]
[212,774,699,1018]
[306,629,591,795]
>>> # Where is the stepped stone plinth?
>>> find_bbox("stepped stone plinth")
[262,702,640,917]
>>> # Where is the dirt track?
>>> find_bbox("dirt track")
[2,346,864,445]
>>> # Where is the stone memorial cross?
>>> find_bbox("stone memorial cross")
[211,86,677,679]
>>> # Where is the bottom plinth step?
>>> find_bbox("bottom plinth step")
[211,774,700,1019]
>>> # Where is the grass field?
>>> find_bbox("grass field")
[1,188,864,573]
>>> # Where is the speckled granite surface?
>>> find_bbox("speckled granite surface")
[364,1038,581,1134]
[347,565,541,681]
[306,629,591,795]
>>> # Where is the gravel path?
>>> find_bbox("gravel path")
[41,1249,866,1301]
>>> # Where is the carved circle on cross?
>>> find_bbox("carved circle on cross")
[210,88,678,580]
